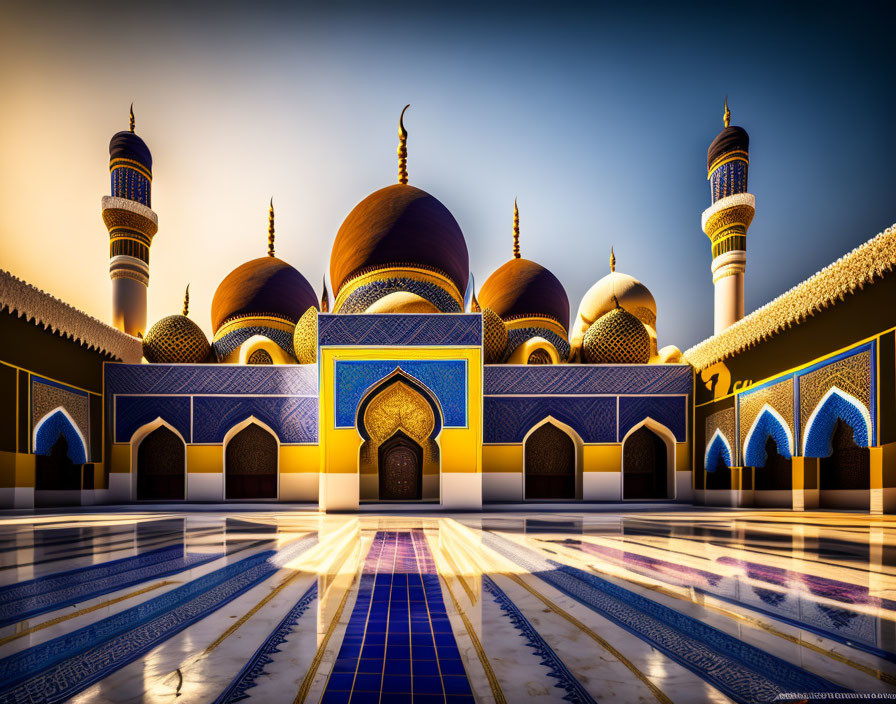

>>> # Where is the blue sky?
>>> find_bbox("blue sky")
[1,1,893,348]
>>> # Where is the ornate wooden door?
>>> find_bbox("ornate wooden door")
[379,433,422,500]
[623,426,667,499]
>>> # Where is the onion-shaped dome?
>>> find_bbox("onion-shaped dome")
[479,258,570,332]
[482,307,508,363]
[110,131,152,172]
[707,125,749,172]
[212,257,317,332]
[583,305,651,364]
[571,250,657,361]
[142,287,209,363]
[329,184,469,312]
[293,306,318,364]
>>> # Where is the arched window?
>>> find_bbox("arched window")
[525,422,575,500]
[225,423,278,499]
[820,419,870,493]
[137,426,185,500]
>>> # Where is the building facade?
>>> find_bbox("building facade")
[1,104,893,512]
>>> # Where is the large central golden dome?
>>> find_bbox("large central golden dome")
[329,184,469,305]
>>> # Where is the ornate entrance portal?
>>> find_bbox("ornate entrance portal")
[378,431,423,500]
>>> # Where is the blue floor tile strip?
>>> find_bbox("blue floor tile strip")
[481,531,850,704]
[0,544,221,628]
[321,530,473,704]
[214,581,318,704]
[482,575,595,704]
[0,534,318,704]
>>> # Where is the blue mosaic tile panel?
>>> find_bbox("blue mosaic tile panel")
[803,390,871,457]
[192,396,318,444]
[618,395,687,442]
[0,544,219,628]
[482,532,849,704]
[483,397,616,444]
[484,364,692,396]
[114,395,192,443]
[322,531,472,704]
[743,408,792,467]
[704,433,732,471]
[105,363,318,397]
[0,535,317,704]
[334,360,467,428]
[319,314,481,347]
[33,409,87,463]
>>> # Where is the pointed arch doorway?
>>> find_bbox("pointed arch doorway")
[378,431,423,500]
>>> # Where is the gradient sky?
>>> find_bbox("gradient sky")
[1,1,893,350]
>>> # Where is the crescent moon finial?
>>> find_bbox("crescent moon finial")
[268,198,276,257]
[398,104,410,184]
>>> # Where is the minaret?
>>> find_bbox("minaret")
[102,104,158,337]
[702,98,754,335]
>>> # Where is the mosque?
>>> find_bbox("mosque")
[1,103,894,513]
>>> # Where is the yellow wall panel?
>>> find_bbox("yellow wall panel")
[187,445,222,474]
[482,445,523,474]
[675,442,692,472]
[110,443,130,473]
[280,445,320,473]
[583,444,621,472]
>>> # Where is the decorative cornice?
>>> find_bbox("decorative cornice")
[684,223,896,370]
[701,193,755,233]
[0,269,142,362]
[101,196,158,225]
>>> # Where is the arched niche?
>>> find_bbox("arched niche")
[743,405,793,468]
[523,418,581,500]
[356,371,442,502]
[135,423,186,501]
[622,418,675,500]
[224,418,279,500]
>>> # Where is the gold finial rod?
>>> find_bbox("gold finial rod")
[267,198,275,257]
[321,276,329,312]
[513,198,521,259]
[610,246,616,273]
[182,284,190,317]
[129,103,135,133]
[398,104,409,184]
[723,96,730,128]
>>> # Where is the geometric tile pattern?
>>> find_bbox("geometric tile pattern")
[484,396,616,443]
[803,389,871,456]
[799,347,873,450]
[705,407,736,465]
[214,582,318,704]
[743,408,793,467]
[618,396,687,442]
[484,364,692,396]
[31,376,90,452]
[105,363,318,397]
[0,544,219,628]
[322,531,472,703]
[482,575,595,703]
[193,396,319,444]
[739,377,794,453]
[319,314,482,347]
[32,409,87,463]
[335,360,467,428]
[482,532,849,703]
[114,395,192,443]
[0,535,317,704]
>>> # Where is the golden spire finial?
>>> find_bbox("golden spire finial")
[513,198,521,259]
[129,103,135,133]
[723,96,730,128]
[320,276,329,313]
[610,246,616,273]
[182,284,190,317]
[267,198,275,257]
[398,104,409,184]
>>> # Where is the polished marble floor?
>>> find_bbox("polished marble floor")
[0,508,895,703]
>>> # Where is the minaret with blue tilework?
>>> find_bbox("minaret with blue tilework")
[102,104,158,338]
[702,98,754,335]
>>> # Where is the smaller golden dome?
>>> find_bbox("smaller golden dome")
[143,315,211,363]
[293,306,318,364]
[482,307,508,363]
[583,306,650,364]
[365,291,440,313]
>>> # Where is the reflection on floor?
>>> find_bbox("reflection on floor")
[0,510,894,703]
